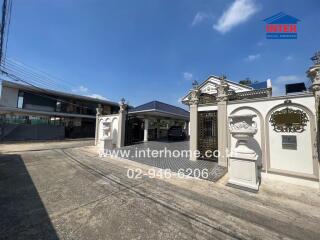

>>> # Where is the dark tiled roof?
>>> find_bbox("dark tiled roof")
[249,81,268,90]
[129,101,189,118]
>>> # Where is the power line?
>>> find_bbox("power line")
[2,57,116,102]
[0,1,113,111]
[1,62,70,91]
[0,69,100,110]
[1,66,66,91]
[1,57,117,104]
[3,57,76,91]
[3,0,12,63]
[0,0,8,63]
[5,57,79,90]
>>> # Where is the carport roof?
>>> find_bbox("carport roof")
[129,101,189,120]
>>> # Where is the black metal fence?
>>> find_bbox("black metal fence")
[198,111,218,161]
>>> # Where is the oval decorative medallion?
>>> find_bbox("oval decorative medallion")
[269,107,309,133]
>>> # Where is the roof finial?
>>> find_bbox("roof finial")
[120,97,126,105]
[220,74,227,83]
[192,80,199,89]
[311,51,320,65]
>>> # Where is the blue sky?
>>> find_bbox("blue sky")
[4,0,320,107]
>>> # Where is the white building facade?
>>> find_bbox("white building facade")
[182,68,319,188]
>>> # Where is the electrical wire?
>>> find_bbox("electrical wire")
[5,57,78,90]
[3,57,76,91]
[0,59,118,110]
[0,69,103,110]
[1,63,69,91]
[3,0,12,63]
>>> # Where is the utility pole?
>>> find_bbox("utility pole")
[0,0,8,65]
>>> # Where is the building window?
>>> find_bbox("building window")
[56,101,61,112]
[17,92,24,109]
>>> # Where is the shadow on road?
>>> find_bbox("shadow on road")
[0,154,59,239]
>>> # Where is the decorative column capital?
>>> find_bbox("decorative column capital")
[217,76,229,102]
[188,88,200,106]
[119,98,128,113]
[96,107,102,116]
[307,51,320,94]
[119,103,127,113]
[307,66,320,94]
[313,68,320,91]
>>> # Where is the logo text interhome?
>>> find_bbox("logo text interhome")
[263,12,300,39]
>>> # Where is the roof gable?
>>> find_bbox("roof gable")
[263,12,300,24]
[182,76,253,101]
[201,76,252,93]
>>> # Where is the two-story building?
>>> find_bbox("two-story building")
[0,80,119,141]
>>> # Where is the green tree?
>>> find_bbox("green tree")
[239,77,259,86]
[239,77,252,86]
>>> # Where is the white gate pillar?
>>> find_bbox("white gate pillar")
[217,76,229,167]
[144,118,149,142]
[307,51,320,187]
[95,107,102,146]
[188,82,200,161]
[117,98,127,148]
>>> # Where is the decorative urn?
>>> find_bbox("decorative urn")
[229,114,258,159]
[228,113,260,190]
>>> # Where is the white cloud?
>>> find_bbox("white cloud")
[271,85,281,96]
[87,94,108,100]
[72,85,109,100]
[213,0,260,34]
[285,55,294,61]
[275,75,300,83]
[183,72,193,81]
[272,75,304,96]
[244,54,261,62]
[191,12,209,27]
[72,85,88,93]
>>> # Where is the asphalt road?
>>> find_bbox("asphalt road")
[0,141,320,239]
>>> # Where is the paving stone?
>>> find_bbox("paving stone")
[118,140,227,182]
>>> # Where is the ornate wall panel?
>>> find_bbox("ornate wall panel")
[269,107,309,133]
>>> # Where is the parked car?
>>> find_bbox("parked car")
[167,126,186,140]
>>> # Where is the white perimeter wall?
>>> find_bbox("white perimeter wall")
[227,95,318,180]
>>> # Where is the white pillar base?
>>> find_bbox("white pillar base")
[228,155,259,191]
[228,178,259,191]
[99,138,113,154]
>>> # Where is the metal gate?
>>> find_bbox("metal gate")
[198,111,218,160]
[125,116,144,146]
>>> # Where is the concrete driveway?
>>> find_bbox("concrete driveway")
[0,140,320,239]
[118,140,227,181]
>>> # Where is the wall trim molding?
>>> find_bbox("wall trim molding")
[265,102,319,179]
